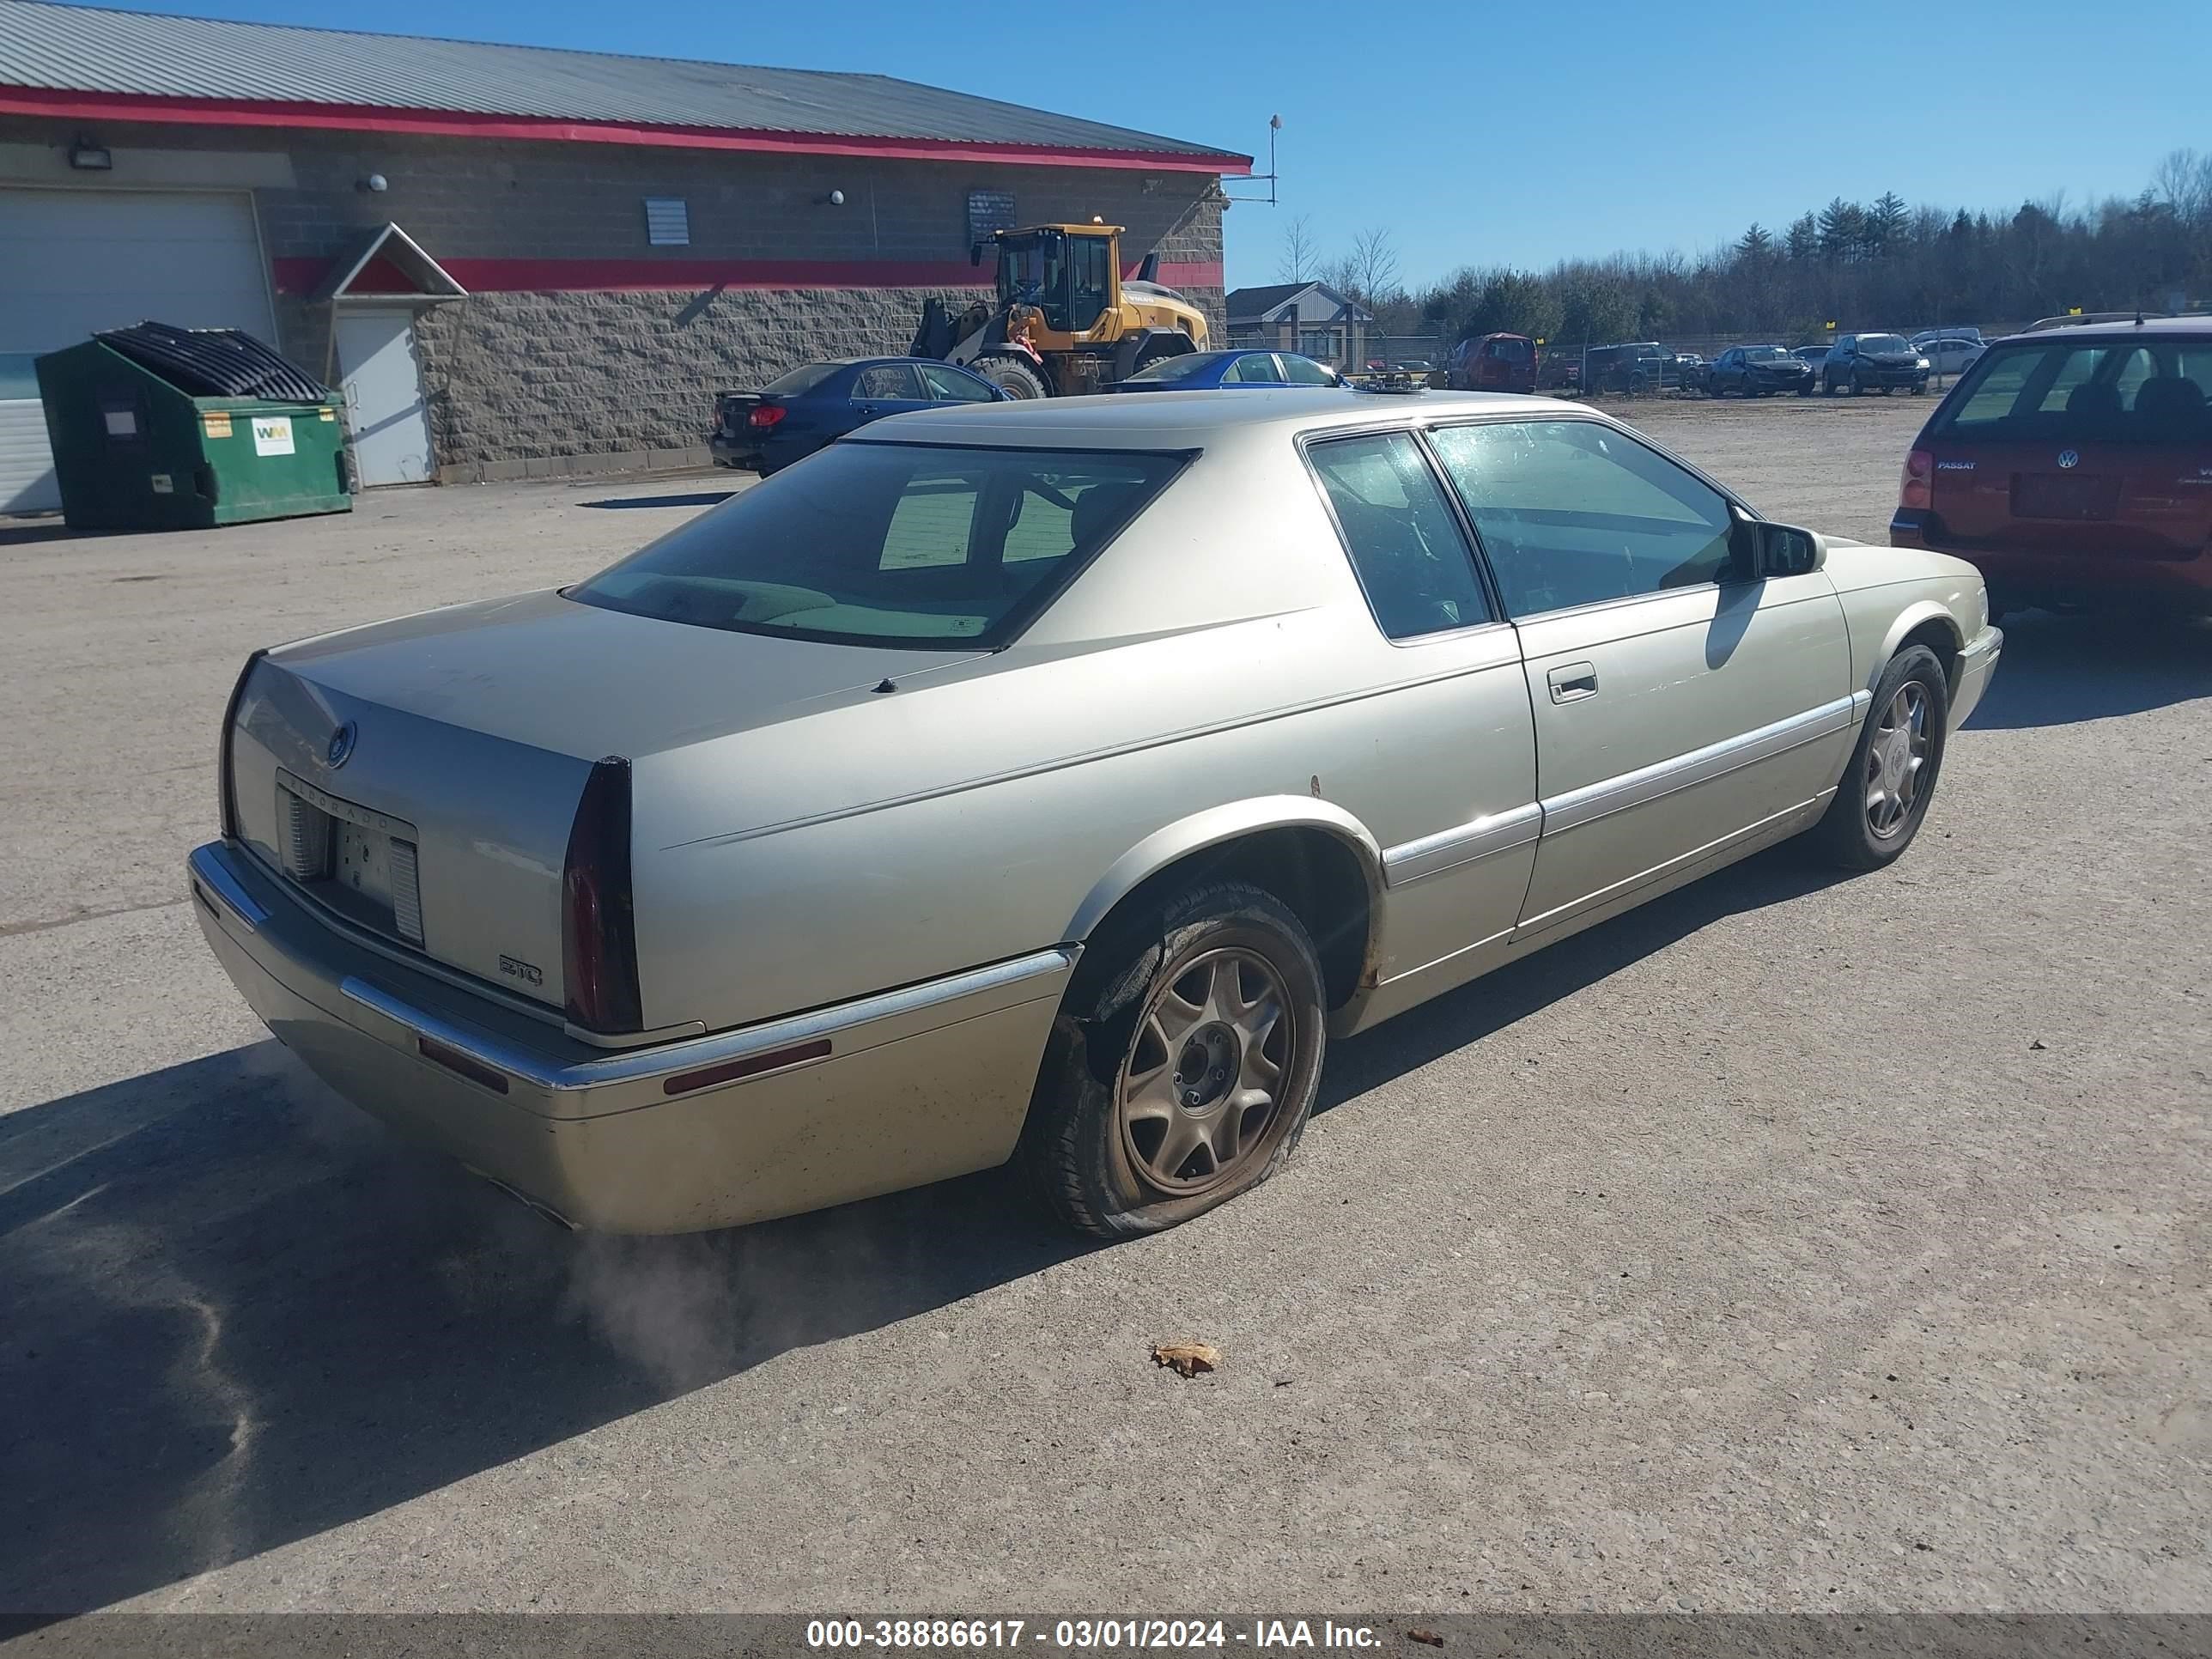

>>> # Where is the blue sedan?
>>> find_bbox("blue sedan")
[1112,349,1345,392]
[711,357,1007,474]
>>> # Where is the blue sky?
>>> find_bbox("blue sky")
[109,0,2209,291]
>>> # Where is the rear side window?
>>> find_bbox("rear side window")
[853,363,922,400]
[1225,354,1285,385]
[1936,338,2212,442]
[572,444,1184,647]
[1280,355,1336,385]
[1309,433,1493,640]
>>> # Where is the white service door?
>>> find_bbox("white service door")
[0,188,276,514]
[336,310,434,486]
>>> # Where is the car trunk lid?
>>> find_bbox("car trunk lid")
[228,591,979,1014]
[1925,436,2212,559]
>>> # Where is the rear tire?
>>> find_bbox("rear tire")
[973,353,1052,399]
[1016,881,1326,1238]
[1808,645,1950,872]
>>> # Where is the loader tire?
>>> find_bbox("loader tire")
[974,354,1052,399]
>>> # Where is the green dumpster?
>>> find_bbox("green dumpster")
[35,322,352,532]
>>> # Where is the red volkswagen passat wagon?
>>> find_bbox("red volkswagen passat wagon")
[1890,316,2212,617]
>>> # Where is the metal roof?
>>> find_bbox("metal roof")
[0,1,1249,167]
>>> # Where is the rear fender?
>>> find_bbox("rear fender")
[1067,795,1385,973]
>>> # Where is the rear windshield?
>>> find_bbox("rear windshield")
[762,362,842,396]
[569,443,1187,647]
[1128,352,1228,384]
[1930,337,2212,444]
[1486,337,1533,361]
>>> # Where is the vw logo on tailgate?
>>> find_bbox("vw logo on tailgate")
[325,720,358,769]
[2057,448,2080,469]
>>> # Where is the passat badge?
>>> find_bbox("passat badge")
[2057,449,2080,469]
[326,720,358,769]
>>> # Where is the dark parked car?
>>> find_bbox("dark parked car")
[1112,349,1341,392]
[1706,344,1815,398]
[1890,316,2212,617]
[1822,333,1930,397]
[710,356,1006,473]
[1582,341,1674,393]
[1446,332,1539,393]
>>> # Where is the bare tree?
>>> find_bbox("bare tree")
[1276,214,1322,284]
[2153,148,2212,226]
[1342,227,1403,307]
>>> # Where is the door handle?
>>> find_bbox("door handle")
[1547,662,1599,703]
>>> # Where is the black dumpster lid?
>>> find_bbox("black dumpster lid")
[93,322,333,402]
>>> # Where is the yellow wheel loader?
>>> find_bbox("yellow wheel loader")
[908,223,1210,398]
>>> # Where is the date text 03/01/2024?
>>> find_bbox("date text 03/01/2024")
[805,1620,1386,1650]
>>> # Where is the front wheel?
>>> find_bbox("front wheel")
[1017,881,1326,1237]
[972,353,1052,399]
[1808,644,1950,871]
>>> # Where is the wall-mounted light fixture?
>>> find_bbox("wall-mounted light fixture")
[359,173,388,193]
[817,189,846,206]
[68,136,112,171]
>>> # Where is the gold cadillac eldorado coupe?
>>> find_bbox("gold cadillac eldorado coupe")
[190,389,2001,1237]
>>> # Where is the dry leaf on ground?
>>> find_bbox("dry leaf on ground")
[1151,1340,1220,1377]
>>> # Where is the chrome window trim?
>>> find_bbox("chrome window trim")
[1539,692,1868,836]
[337,945,1080,1096]
[1382,802,1542,886]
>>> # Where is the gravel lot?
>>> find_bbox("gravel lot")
[3,395,2206,1618]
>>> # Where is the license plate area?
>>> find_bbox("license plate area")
[275,770,425,944]
[2012,472,2120,520]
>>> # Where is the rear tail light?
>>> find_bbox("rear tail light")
[216,648,267,840]
[1900,448,1934,511]
[562,757,644,1035]
[748,404,786,429]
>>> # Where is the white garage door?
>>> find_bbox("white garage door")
[0,189,277,514]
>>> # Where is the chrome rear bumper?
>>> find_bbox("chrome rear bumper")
[189,841,1074,1232]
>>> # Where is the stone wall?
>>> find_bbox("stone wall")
[413,285,992,482]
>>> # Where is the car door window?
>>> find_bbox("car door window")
[1308,433,1494,640]
[1427,421,1736,617]
[918,363,998,403]
[1226,353,1285,385]
[854,364,924,401]
[1279,355,1335,385]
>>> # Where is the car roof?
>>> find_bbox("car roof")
[857,387,1581,448]
[1992,315,2212,343]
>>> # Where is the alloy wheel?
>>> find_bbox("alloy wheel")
[1864,681,1930,839]
[1116,948,1293,1196]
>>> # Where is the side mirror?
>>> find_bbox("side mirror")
[1750,520,1825,578]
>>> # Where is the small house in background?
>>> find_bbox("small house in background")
[1225,282,1374,368]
